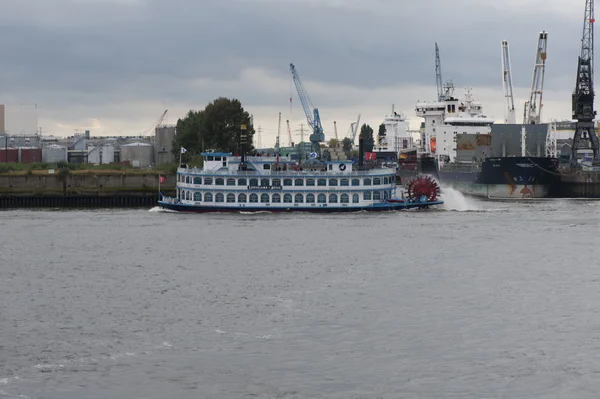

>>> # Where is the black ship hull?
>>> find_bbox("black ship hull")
[438,157,559,199]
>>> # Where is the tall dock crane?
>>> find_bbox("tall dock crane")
[524,31,548,124]
[290,63,325,155]
[571,0,598,165]
[501,40,516,124]
[435,43,444,102]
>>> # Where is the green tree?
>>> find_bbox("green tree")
[173,97,255,158]
[327,138,339,148]
[359,124,375,152]
[341,137,353,152]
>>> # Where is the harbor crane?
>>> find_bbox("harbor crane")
[501,40,516,124]
[290,63,325,155]
[345,114,361,145]
[524,31,548,124]
[434,43,455,101]
[571,0,598,165]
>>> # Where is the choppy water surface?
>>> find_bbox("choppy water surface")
[1,190,600,398]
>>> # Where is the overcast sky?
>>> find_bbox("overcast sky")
[0,0,590,144]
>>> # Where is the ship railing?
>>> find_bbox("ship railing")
[441,162,481,172]
[177,168,394,177]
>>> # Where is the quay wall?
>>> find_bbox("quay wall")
[557,171,600,198]
[0,173,176,208]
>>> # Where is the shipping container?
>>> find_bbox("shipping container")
[0,149,19,163]
[19,148,43,163]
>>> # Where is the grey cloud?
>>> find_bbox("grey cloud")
[0,0,590,130]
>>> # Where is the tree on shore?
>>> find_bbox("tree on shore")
[173,97,255,158]
[359,124,375,152]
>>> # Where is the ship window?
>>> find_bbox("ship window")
[329,179,338,186]
[238,193,247,203]
[261,193,269,203]
[215,178,224,186]
[204,177,213,185]
[317,178,327,186]
[317,193,326,203]
[283,193,293,203]
[238,178,247,186]
[373,191,381,200]
[364,178,372,186]
[194,192,202,202]
[249,178,259,186]
[261,178,270,186]
[351,178,360,186]
[373,177,381,185]
[215,193,224,202]
[249,193,258,203]
[272,193,281,203]
[204,193,213,202]
[306,193,315,203]
[215,156,221,161]
[295,178,304,186]
[352,194,359,203]
[193,177,202,185]
[185,176,190,184]
[283,178,293,186]
[206,156,214,161]
[272,178,281,186]
[227,178,235,186]
[263,164,271,170]
[227,193,235,203]
[384,191,390,200]
[364,191,372,200]
[185,191,190,200]
[306,178,315,186]
[340,193,349,203]
[340,178,349,186]
[295,193,304,203]
[329,193,338,203]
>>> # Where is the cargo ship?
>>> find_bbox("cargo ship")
[409,88,559,198]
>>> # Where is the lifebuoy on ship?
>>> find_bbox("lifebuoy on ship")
[339,163,346,171]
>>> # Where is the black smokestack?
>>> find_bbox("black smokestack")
[358,138,364,168]
[240,124,247,166]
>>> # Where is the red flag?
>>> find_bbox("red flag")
[365,152,377,160]
[159,175,165,183]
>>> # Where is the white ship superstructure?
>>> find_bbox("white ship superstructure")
[415,89,494,165]
[376,108,414,153]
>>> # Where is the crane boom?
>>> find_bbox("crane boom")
[501,40,516,124]
[435,43,444,102]
[290,63,325,155]
[352,114,361,143]
[571,0,598,164]
[525,31,548,124]
[334,121,338,142]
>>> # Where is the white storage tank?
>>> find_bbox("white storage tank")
[120,142,154,167]
[87,146,100,164]
[101,144,115,164]
[42,145,68,163]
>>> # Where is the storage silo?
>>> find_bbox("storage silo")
[101,143,115,164]
[42,145,68,163]
[120,142,154,168]
[154,126,176,165]
[87,146,100,164]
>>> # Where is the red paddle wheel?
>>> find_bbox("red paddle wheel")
[407,175,440,203]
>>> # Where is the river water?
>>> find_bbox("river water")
[1,189,600,398]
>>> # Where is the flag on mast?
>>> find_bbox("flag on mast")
[181,147,187,154]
